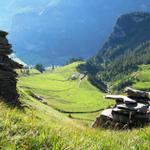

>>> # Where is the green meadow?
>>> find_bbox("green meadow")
[18,62,113,124]
[1,62,150,149]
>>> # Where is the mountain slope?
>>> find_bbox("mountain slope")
[83,12,150,90]
[98,12,150,60]
[9,1,150,65]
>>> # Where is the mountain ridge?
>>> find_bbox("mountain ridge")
[82,12,150,91]
[9,1,150,65]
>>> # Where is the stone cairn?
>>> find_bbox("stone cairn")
[0,30,22,104]
[92,87,150,129]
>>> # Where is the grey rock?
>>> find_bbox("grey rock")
[106,95,137,104]
[92,88,150,128]
[117,103,148,114]
[125,87,150,99]
[70,73,81,80]
[0,30,22,104]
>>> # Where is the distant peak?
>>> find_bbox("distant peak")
[101,11,150,52]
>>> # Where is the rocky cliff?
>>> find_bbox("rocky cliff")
[99,12,150,60]
[0,30,22,104]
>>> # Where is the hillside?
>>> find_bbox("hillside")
[1,62,150,149]
[110,64,150,92]
[132,65,150,91]
[2,2,150,149]
[18,62,113,125]
[82,12,150,91]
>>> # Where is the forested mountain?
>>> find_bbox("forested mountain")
[81,12,150,91]
[9,0,150,65]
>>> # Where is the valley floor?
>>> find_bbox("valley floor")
[18,62,113,126]
[1,62,150,149]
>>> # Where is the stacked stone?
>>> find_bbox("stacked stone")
[92,87,150,129]
[0,30,22,104]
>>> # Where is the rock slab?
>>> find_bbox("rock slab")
[92,87,150,129]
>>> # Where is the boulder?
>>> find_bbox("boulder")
[125,87,150,99]
[92,109,113,128]
[106,95,137,104]
[92,88,150,129]
[117,103,148,114]
[70,73,80,80]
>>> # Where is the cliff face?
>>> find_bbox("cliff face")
[0,30,22,104]
[99,12,150,60]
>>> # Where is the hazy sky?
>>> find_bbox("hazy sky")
[1,0,150,65]
[0,0,150,31]
[0,0,59,30]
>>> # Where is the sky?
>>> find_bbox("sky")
[1,0,150,65]
[0,0,150,31]
[0,0,60,30]
[1,0,150,31]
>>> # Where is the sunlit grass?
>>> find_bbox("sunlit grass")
[1,95,150,149]
[18,62,113,123]
[1,63,150,149]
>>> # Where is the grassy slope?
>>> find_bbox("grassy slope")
[2,96,150,149]
[110,64,150,93]
[1,63,150,149]
[133,65,150,91]
[18,62,113,124]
